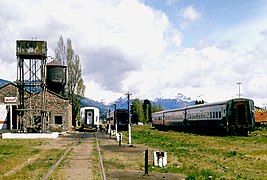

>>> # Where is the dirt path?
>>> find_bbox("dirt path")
[61,132,94,180]
[43,131,185,179]
[40,131,95,180]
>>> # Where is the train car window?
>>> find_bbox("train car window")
[213,112,215,118]
[219,111,221,118]
[210,112,212,119]
[216,112,218,118]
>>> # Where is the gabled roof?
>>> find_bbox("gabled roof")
[0,81,17,89]
[0,81,69,100]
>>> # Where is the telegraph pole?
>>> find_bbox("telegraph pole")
[125,91,132,146]
[237,82,242,98]
[114,103,117,135]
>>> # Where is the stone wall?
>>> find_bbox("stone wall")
[0,83,17,101]
[0,83,72,132]
[46,91,71,131]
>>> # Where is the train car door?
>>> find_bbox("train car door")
[85,109,94,125]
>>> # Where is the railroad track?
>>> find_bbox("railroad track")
[42,131,106,180]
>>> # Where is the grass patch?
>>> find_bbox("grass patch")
[124,125,267,179]
[91,141,102,180]
[0,138,65,179]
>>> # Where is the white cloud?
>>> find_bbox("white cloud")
[0,0,267,107]
[181,5,201,23]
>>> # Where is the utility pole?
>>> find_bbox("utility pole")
[125,91,132,146]
[114,103,117,135]
[108,108,111,138]
[237,82,242,98]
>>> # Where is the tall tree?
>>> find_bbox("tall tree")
[54,35,67,65]
[143,99,152,123]
[54,35,86,126]
[132,99,144,123]
[152,103,163,113]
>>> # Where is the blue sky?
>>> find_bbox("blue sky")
[0,0,267,106]
[144,0,266,48]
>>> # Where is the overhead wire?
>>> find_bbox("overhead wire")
[0,8,16,57]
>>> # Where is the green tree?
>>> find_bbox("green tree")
[54,35,86,126]
[132,99,144,123]
[152,103,163,113]
[143,99,152,123]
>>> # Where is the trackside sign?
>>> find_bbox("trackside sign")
[4,97,17,103]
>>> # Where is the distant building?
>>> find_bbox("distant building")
[254,107,267,125]
[0,82,72,132]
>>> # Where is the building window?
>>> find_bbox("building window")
[55,116,63,124]
[34,116,41,125]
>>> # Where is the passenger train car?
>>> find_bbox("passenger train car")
[106,108,129,131]
[80,107,100,131]
[152,98,255,135]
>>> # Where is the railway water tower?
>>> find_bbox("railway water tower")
[46,60,67,96]
[16,40,47,132]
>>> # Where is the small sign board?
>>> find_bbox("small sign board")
[4,97,17,103]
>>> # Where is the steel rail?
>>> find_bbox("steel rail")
[42,133,83,180]
[95,132,106,180]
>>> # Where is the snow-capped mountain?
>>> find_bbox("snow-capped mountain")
[80,92,195,112]
[175,93,192,102]
[153,93,195,110]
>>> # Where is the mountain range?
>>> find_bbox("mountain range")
[0,79,196,114]
[80,93,196,114]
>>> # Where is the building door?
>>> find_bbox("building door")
[6,105,17,130]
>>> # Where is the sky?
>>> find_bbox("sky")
[0,0,267,107]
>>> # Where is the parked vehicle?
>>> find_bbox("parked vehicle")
[106,108,129,131]
[152,98,255,135]
[80,107,100,131]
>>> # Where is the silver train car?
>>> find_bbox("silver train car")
[80,107,100,131]
[152,98,255,135]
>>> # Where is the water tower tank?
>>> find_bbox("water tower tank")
[46,60,67,95]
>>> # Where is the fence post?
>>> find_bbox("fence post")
[145,148,148,175]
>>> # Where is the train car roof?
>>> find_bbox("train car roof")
[81,106,99,110]
[153,98,254,114]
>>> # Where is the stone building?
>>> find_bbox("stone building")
[0,82,72,132]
